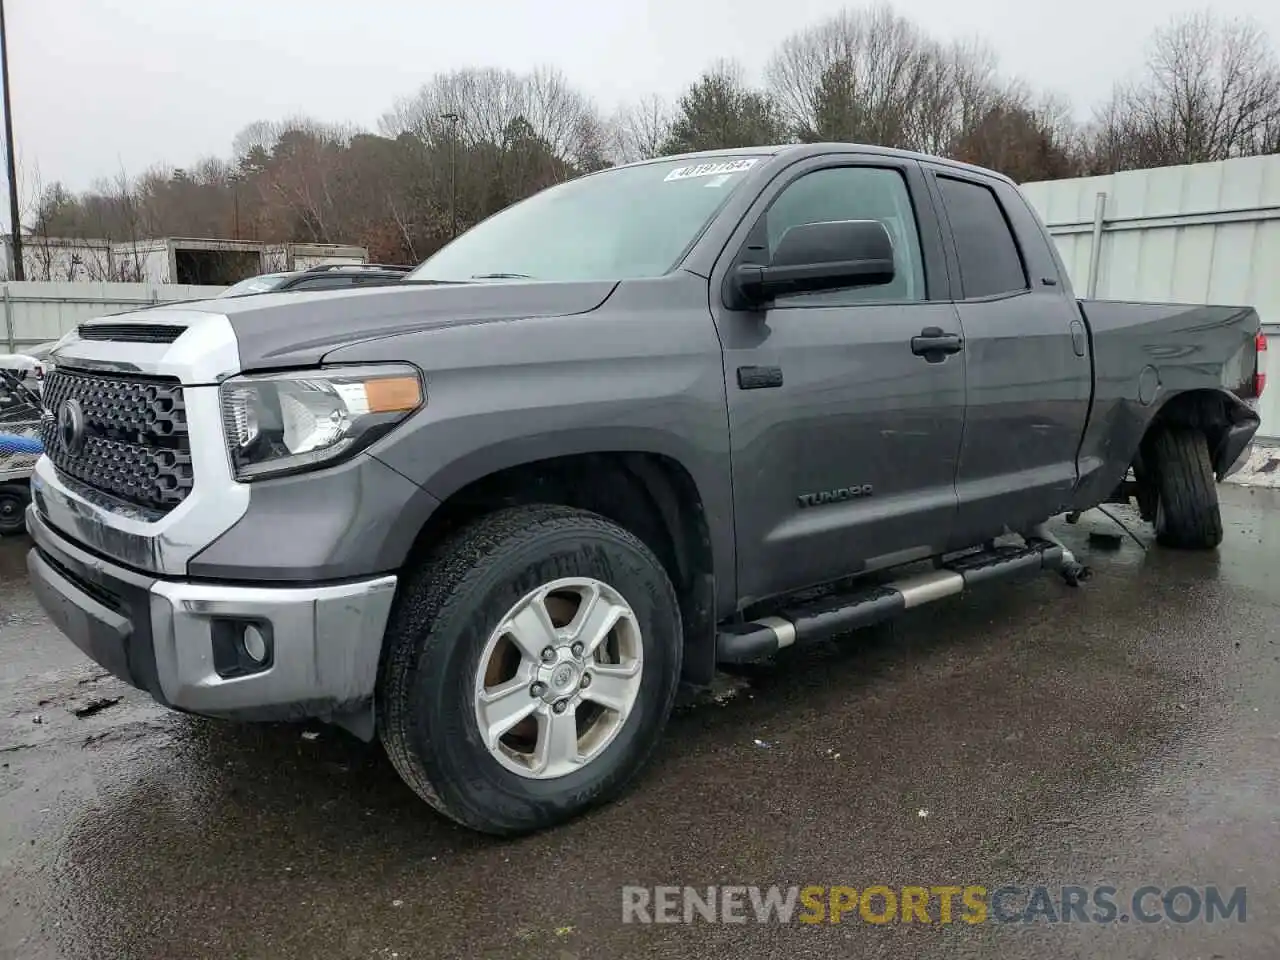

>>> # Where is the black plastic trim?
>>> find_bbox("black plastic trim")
[26,508,166,703]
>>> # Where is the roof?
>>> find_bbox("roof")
[614,142,1014,185]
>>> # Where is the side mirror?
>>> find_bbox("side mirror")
[728,219,896,309]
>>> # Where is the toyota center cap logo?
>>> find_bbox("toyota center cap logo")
[57,398,86,454]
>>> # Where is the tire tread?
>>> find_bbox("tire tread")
[1152,429,1222,549]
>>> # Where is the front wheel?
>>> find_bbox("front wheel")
[0,482,30,536]
[1149,429,1223,549]
[378,504,682,835]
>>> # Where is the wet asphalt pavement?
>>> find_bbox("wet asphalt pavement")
[2,486,1279,959]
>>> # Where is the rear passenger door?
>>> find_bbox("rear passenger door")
[927,168,1092,546]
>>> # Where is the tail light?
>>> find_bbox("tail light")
[1255,330,1267,398]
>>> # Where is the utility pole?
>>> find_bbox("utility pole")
[441,112,460,238]
[0,0,24,280]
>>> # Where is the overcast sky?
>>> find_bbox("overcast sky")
[3,0,1279,209]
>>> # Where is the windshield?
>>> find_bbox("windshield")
[220,273,292,297]
[407,156,763,283]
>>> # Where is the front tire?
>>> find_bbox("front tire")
[1150,429,1223,549]
[378,504,682,835]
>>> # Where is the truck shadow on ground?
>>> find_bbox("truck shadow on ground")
[44,524,1233,958]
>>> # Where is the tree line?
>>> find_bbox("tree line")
[23,5,1280,277]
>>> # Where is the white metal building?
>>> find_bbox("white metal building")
[1021,155,1280,439]
[1,237,369,285]
[2,282,228,352]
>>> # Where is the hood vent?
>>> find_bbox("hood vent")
[77,323,187,344]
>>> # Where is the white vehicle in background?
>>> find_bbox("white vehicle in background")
[0,368,43,535]
[0,350,49,395]
[217,263,413,298]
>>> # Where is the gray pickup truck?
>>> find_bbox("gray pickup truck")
[25,144,1263,835]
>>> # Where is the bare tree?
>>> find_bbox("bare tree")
[255,127,349,243]
[1088,12,1280,170]
[379,66,606,228]
[232,121,283,162]
[21,164,58,281]
[766,8,1083,178]
[766,4,939,147]
[103,168,152,281]
[610,94,673,163]
[950,87,1083,183]
[380,66,604,170]
[233,116,357,159]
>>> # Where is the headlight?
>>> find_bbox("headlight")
[220,364,424,481]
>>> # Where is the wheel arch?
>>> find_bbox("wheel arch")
[1138,387,1260,479]
[398,448,722,688]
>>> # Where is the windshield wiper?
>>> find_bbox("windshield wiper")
[471,272,535,280]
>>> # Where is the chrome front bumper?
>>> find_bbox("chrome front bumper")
[26,505,397,723]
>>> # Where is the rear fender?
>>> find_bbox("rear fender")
[1140,388,1260,480]
[1071,301,1261,510]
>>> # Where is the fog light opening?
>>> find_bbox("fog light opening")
[211,617,274,678]
[242,624,268,663]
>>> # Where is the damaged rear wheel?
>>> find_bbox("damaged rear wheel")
[1149,429,1222,549]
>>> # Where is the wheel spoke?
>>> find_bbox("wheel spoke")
[504,594,559,662]
[572,589,628,657]
[477,677,540,749]
[581,660,640,714]
[534,705,581,775]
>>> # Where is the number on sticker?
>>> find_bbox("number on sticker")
[664,158,759,182]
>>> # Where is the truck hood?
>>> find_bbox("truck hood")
[197,279,618,370]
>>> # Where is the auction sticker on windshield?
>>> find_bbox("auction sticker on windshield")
[664,158,759,181]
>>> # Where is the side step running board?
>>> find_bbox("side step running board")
[716,539,1069,664]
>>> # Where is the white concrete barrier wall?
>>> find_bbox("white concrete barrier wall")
[1021,155,1280,440]
[2,281,227,352]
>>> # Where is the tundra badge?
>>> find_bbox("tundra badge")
[797,485,874,507]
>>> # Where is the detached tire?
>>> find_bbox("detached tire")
[378,504,682,835]
[0,483,30,536]
[1150,429,1222,549]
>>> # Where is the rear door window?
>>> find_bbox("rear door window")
[937,176,1028,299]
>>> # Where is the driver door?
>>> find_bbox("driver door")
[710,156,966,604]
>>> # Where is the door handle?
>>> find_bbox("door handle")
[1070,319,1087,357]
[910,327,964,362]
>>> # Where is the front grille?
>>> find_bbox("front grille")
[78,322,186,343]
[40,368,193,512]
